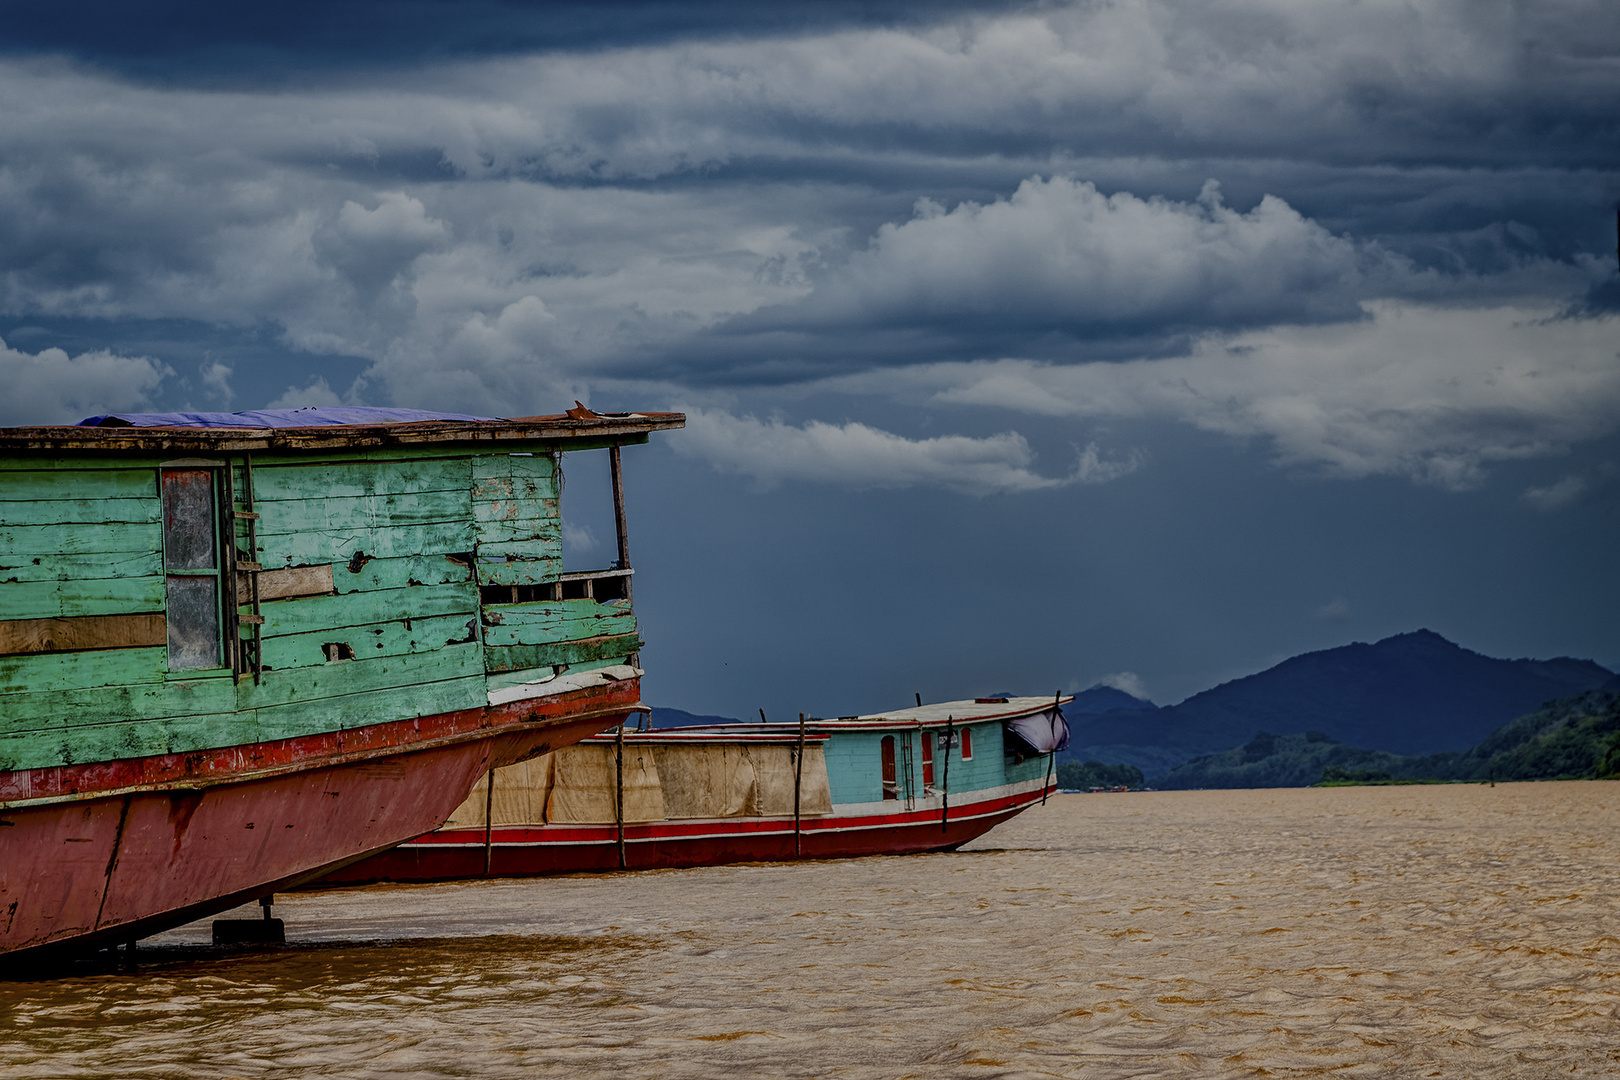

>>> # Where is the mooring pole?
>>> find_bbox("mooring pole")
[483,765,495,875]
[616,720,627,869]
[794,712,806,856]
[941,716,952,834]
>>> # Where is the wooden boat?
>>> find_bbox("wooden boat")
[312,695,1072,883]
[0,405,682,962]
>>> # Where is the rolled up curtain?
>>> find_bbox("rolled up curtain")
[1004,707,1071,754]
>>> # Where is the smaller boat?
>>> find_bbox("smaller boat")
[312,695,1071,883]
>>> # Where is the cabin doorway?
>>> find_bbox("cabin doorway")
[880,736,897,800]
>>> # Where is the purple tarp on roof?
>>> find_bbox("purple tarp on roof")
[77,407,500,428]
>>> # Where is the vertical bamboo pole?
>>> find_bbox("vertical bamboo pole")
[483,764,495,875]
[794,712,806,856]
[1042,690,1059,805]
[609,443,630,570]
[616,720,627,869]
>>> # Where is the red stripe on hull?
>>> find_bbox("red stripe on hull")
[313,784,1053,885]
[0,680,641,963]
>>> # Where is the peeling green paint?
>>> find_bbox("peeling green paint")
[0,437,648,775]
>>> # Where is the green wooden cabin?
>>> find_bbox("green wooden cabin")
[0,410,683,776]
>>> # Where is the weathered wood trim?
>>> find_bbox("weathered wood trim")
[245,564,335,603]
[0,613,165,656]
[483,631,645,674]
[0,415,683,454]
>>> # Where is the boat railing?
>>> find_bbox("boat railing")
[478,566,633,606]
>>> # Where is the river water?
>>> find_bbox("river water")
[4,782,1618,1078]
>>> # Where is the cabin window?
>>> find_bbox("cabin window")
[960,727,973,760]
[880,735,898,800]
[161,467,225,671]
[920,733,935,789]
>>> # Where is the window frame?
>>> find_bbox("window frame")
[159,460,231,675]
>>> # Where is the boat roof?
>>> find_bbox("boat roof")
[836,694,1072,728]
[640,695,1073,738]
[0,405,685,454]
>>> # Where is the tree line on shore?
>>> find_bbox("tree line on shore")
[1151,689,1620,789]
[1054,759,1145,790]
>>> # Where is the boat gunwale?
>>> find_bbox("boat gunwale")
[0,694,648,811]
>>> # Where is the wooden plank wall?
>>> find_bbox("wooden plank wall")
[0,452,490,772]
[0,447,645,774]
[472,452,642,676]
[471,452,560,581]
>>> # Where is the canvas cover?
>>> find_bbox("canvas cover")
[749,745,832,816]
[491,753,556,826]
[654,743,755,818]
[1004,707,1072,754]
[545,744,666,824]
[442,741,833,829]
[653,743,831,819]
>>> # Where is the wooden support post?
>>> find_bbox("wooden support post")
[1042,690,1059,805]
[483,765,495,876]
[794,712,806,856]
[609,444,630,573]
[616,720,627,869]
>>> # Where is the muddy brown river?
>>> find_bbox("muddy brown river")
[3,782,1617,1078]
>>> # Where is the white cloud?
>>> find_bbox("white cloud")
[199,360,233,404]
[0,336,169,425]
[673,408,1131,495]
[562,522,598,553]
[313,192,449,300]
[919,303,1620,488]
[266,377,346,410]
[1093,672,1150,701]
[813,177,1393,332]
[1522,475,1588,512]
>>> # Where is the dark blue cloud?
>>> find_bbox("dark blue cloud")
[0,0,1028,79]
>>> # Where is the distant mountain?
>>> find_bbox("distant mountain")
[1156,689,1620,789]
[1069,630,1613,776]
[647,706,742,729]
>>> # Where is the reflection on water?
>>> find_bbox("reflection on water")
[4,782,1619,1078]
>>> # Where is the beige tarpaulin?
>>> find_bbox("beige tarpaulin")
[655,743,831,819]
[545,744,666,824]
[439,740,832,829]
[441,753,556,828]
[654,743,756,819]
[748,745,832,816]
[491,753,555,826]
[797,745,834,816]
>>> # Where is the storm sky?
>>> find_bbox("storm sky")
[3,1,1617,720]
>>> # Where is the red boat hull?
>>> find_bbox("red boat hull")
[0,678,641,964]
[313,782,1054,885]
